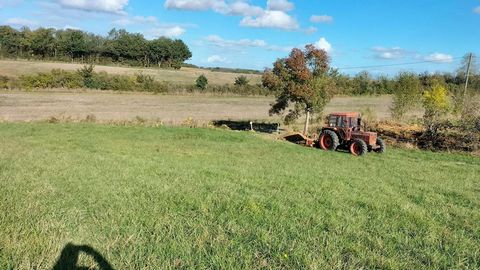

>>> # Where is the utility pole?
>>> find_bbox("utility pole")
[464,53,473,98]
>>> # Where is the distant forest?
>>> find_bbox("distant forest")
[0,25,192,69]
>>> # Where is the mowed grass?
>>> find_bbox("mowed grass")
[0,91,397,122]
[0,60,262,86]
[0,123,479,269]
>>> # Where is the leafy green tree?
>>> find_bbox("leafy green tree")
[18,27,33,57]
[196,75,208,90]
[57,29,88,60]
[329,69,353,95]
[0,26,21,55]
[170,39,191,69]
[391,72,423,120]
[263,44,335,126]
[352,71,372,95]
[147,37,173,67]
[112,29,146,64]
[147,38,191,69]
[30,28,56,58]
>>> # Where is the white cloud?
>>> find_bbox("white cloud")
[314,37,332,52]
[206,35,267,48]
[113,16,158,26]
[310,15,333,23]
[424,53,453,63]
[165,0,220,11]
[205,35,291,52]
[5,17,37,27]
[474,6,480,14]
[165,0,252,15]
[207,55,227,63]
[267,0,294,12]
[58,0,128,14]
[63,25,81,30]
[165,0,299,30]
[228,1,264,16]
[165,0,263,16]
[303,26,317,34]
[144,26,186,38]
[111,15,188,39]
[372,47,405,59]
[240,10,298,30]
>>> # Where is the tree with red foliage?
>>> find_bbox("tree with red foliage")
[262,45,335,129]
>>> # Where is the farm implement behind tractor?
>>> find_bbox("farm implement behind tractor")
[285,112,386,156]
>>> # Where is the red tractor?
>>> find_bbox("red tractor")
[318,112,385,156]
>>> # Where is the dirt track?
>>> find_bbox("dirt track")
[0,90,394,123]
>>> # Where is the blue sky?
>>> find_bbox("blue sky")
[1,0,479,75]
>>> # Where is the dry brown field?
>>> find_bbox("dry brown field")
[0,90,396,123]
[0,59,262,85]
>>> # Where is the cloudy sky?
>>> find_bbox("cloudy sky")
[1,0,479,74]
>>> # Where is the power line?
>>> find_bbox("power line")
[336,57,463,70]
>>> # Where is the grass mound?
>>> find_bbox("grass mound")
[0,123,479,269]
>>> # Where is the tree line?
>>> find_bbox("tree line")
[263,48,478,123]
[328,54,479,96]
[0,26,192,68]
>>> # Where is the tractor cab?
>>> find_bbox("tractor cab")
[326,112,362,131]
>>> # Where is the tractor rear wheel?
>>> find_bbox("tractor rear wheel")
[350,139,368,156]
[319,130,339,151]
[374,138,386,153]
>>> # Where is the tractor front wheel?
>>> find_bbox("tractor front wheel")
[319,130,339,151]
[350,139,368,156]
[374,138,386,153]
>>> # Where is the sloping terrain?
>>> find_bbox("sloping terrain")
[0,123,478,269]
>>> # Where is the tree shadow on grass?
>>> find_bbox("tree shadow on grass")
[52,243,114,270]
[212,120,280,134]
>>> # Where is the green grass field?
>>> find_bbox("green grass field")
[0,123,479,269]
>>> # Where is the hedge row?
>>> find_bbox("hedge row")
[1,67,269,96]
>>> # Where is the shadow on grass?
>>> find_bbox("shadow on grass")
[52,243,114,270]
[212,120,280,133]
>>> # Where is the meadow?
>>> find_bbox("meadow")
[0,123,478,269]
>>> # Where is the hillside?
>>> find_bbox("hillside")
[0,60,262,86]
[0,123,478,269]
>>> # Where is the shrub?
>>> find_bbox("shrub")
[77,64,95,88]
[391,72,423,120]
[196,75,208,90]
[135,72,155,90]
[418,117,480,152]
[423,84,450,121]
[51,69,83,88]
[104,75,136,91]
[234,75,249,86]
[20,72,55,89]
[0,76,9,89]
